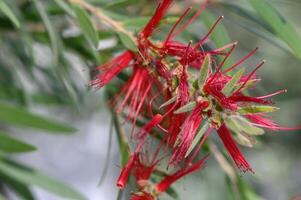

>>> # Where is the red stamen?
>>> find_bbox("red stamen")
[224,47,259,73]
[164,7,191,46]
[194,16,224,50]
[233,60,266,95]
[257,89,287,99]
[155,156,208,193]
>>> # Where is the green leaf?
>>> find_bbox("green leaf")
[159,96,177,109]
[225,116,264,136]
[222,68,245,96]
[0,160,87,200]
[117,31,138,52]
[165,186,180,200]
[174,101,196,114]
[0,102,76,133]
[0,194,5,200]
[185,123,209,157]
[105,0,139,9]
[248,0,301,59]
[237,176,263,200]
[73,4,99,48]
[0,171,35,200]
[0,0,20,28]
[122,17,150,29]
[198,54,211,90]
[237,105,279,115]
[33,0,61,65]
[0,132,36,153]
[53,0,75,17]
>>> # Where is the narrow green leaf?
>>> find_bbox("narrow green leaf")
[237,105,279,115]
[165,186,180,200]
[73,4,99,48]
[198,54,211,90]
[0,160,86,200]
[0,0,20,28]
[225,116,264,136]
[33,0,61,65]
[0,102,76,133]
[117,32,138,52]
[237,176,263,200]
[0,171,35,200]
[222,68,245,96]
[248,0,301,59]
[123,16,179,29]
[174,101,196,114]
[159,96,177,109]
[53,0,75,17]
[0,132,36,153]
[185,123,209,158]
[219,2,272,32]
[105,0,139,9]
[226,118,255,147]
[122,17,150,28]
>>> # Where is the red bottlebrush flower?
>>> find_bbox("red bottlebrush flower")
[117,153,137,189]
[117,114,162,189]
[114,67,157,132]
[155,156,208,193]
[91,51,133,88]
[130,192,155,200]
[217,123,253,172]
[169,102,209,165]
[155,60,172,83]
[140,0,172,38]
[133,157,156,186]
[177,68,190,105]
[135,114,163,140]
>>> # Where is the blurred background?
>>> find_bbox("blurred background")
[0,0,300,200]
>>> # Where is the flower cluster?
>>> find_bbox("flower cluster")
[92,0,298,199]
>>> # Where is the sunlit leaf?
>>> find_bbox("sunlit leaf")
[0,102,76,133]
